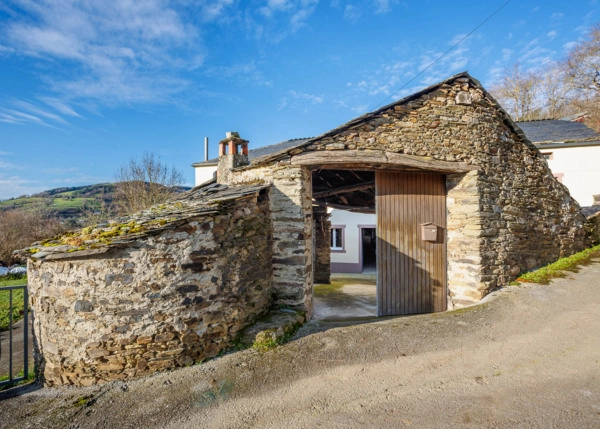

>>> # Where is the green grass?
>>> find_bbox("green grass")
[51,197,94,209]
[517,244,600,284]
[314,276,376,297]
[0,274,27,331]
[0,369,35,391]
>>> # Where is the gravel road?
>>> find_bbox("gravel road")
[1,262,599,428]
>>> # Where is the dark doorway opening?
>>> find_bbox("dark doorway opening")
[361,227,376,274]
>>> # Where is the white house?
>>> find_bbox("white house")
[517,120,600,207]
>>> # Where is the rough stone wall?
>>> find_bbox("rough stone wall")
[313,204,331,284]
[586,212,600,245]
[286,76,587,299]
[28,192,273,386]
[226,163,314,316]
[446,171,483,306]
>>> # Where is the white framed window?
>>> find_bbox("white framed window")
[330,225,345,252]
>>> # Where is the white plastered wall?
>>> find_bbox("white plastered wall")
[542,145,600,206]
[329,209,376,267]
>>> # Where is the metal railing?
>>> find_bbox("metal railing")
[0,284,29,388]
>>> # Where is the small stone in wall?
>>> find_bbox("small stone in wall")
[455,91,472,105]
[74,300,93,312]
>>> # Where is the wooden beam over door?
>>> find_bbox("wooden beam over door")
[292,149,478,173]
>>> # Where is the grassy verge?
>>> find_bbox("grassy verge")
[0,369,35,391]
[0,274,27,331]
[516,244,600,285]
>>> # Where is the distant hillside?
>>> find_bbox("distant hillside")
[0,183,192,222]
[0,183,117,220]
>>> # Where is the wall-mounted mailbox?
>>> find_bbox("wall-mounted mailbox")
[420,222,438,242]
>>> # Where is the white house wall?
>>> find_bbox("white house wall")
[329,209,376,273]
[542,145,600,207]
[194,165,217,186]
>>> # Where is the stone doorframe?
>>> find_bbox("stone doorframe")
[301,158,483,316]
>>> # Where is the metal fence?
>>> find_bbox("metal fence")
[0,284,29,388]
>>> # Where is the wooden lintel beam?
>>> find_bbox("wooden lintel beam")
[312,181,375,198]
[291,149,478,173]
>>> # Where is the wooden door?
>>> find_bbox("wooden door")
[376,172,447,316]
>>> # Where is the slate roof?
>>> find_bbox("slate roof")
[517,120,600,143]
[17,183,269,261]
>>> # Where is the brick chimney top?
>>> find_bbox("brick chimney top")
[219,131,249,157]
[217,132,250,184]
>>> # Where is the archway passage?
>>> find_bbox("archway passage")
[312,169,377,320]
[311,168,448,319]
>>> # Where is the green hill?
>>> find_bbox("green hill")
[0,183,116,219]
[0,183,191,221]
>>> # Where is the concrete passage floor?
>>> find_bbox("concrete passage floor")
[313,273,377,320]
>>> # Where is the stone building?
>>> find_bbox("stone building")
[22,72,588,386]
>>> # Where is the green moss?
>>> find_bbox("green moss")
[252,336,280,352]
[81,226,94,235]
[73,395,94,407]
[517,244,600,285]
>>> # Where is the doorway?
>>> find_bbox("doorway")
[360,227,376,274]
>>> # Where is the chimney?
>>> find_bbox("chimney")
[204,136,209,161]
[217,131,249,184]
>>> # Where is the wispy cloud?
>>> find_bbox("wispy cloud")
[1,0,209,106]
[0,160,24,170]
[343,5,362,23]
[0,97,82,127]
[256,0,318,35]
[203,61,272,86]
[0,175,45,200]
[374,0,392,14]
[278,89,323,110]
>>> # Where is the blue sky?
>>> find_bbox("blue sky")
[1,0,599,200]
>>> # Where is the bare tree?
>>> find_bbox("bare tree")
[539,65,575,119]
[0,210,65,264]
[563,25,600,94]
[490,63,541,121]
[114,152,185,214]
[562,25,600,130]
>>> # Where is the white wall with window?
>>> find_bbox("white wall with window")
[329,209,376,273]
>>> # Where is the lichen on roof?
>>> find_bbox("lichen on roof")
[17,182,268,261]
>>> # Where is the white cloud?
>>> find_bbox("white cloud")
[1,0,206,106]
[343,5,361,23]
[374,0,391,14]
[547,30,558,40]
[257,0,318,32]
[0,109,54,127]
[39,98,81,118]
[278,89,323,110]
[502,48,512,61]
[201,0,236,22]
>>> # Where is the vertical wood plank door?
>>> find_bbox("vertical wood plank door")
[376,171,447,316]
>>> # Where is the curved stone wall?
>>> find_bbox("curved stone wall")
[28,191,272,386]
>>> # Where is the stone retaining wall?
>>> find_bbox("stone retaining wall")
[28,191,273,386]
[226,164,314,317]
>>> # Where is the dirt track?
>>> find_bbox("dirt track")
[1,262,599,428]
